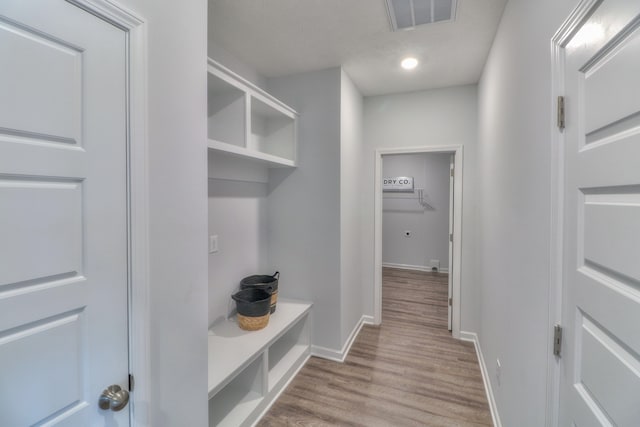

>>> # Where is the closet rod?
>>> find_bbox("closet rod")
[383,188,434,210]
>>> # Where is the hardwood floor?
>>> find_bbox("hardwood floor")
[258,268,492,426]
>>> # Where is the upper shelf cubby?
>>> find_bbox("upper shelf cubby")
[207,59,297,168]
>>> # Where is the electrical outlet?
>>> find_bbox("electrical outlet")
[496,358,501,386]
[209,235,219,254]
[404,230,411,237]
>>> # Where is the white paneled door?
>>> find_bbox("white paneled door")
[559,0,640,425]
[0,1,131,425]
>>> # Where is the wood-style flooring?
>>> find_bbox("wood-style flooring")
[258,267,492,426]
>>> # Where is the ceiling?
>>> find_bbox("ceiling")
[208,0,507,96]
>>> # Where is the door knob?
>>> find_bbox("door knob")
[98,384,129,411]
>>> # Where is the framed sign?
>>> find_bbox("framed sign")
[383,176,414,192]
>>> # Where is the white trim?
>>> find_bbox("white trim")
[311,315,374,362]
[207,58,298,116]
[249,353,311,427]
[546,2,600,426]
[382,262,449,273]
[374,145,463,340]
[68,1,149,425]
[459,331,502,427]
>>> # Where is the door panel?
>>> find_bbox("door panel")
[578,315,640,426]
[560,1,640,425]
[583,25,640,135]
[0,179,82,286]
[0,312,86,426]
[583,195,640,281]
[0,18,81,143]
[0,0,130,425]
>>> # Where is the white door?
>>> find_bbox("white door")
[0,1,130,425]
[559,0,640,425]
[447,156,454,331]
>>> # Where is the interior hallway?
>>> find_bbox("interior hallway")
[258,267,491,426]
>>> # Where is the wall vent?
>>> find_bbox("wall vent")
[385,0,457,31]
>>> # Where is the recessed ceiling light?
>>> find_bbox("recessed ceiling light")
[401,57,418,70]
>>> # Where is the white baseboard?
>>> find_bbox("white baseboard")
[459,331,502,427]
[311,315,374,362]
[382,262,449,273]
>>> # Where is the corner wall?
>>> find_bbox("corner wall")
[118,0,209,425]
[362,85,479,331]
[340,70,364,343]
[266,68,343,350]
[477,0,576,425]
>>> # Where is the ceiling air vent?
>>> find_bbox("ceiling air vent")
[385,0,457,31]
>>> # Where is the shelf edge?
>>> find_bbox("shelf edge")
[207,139,296,168]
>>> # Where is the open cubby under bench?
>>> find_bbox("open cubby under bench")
[208,299,312,427]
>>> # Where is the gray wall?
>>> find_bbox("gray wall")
[382,153,451,270]
[208,41,268,90]
[477,0,576,425]
[207,153,269,327]
[118,0,209,425]
[267,68,343,350]
[340,70,364,343]
[362,85,479,331]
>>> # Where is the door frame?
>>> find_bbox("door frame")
[547,1,599,426]
[374,145,463,339]
[68,0,150,424]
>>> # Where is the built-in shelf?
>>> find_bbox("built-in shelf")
[208,300,312,427]
[268,342,308,392]
[207,139,296,168]
[208,356,264,427]
[207,58,298,168]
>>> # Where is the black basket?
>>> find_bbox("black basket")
[240,272,279,313]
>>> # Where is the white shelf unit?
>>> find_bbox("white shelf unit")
[208,300,312,427]
[208,356,264,427]
[207,58,297,168]
[267,317,309,392]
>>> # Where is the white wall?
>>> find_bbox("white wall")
[266,68,343,350]
[382,153,451,270]
[208,153,269,327]
[362,85,478,330]
[340,70,364,342]
[117,0,209,425]
[477,0,576,425]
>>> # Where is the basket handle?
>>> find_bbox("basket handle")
[273,271,280,280]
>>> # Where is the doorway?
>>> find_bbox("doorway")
[381,152,453,329]
[374,146,463,339]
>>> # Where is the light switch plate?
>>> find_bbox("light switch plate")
[209,235,219,254]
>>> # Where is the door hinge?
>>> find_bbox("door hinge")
[449,233,453,242]
[553,324,563,357]
[129,374,135,392]
[557,96,565,131]
[450,168,454,177]
[448,297,452,306]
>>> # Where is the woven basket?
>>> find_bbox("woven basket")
[237,313,270,331]
[270,291,278,313]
